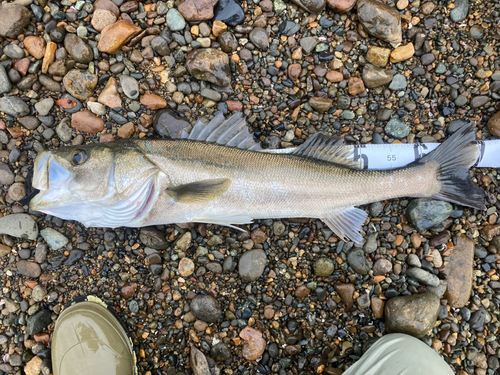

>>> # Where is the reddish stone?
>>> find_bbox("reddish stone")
[334,283,355,311]
[325,70,343,82]
[98,20,142,54]
[120,282,138,299]
[239,326,266,361]
[55,98,77,109]
[348,77,365,95]
[327,0,357,12]
[287,63,301,80]
[71,111,105,134]
[226,100,243,111]
[140,94,167,110]
[7,126,23,138]
[295,285,311,298]
[178,0,218,21]
[99,134,114,143]
[117,122,135,138]
[13,58,30,76]
[24,36,46,59]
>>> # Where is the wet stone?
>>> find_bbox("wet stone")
[214,0,245,27]
[334,283,355,311]
[17,260,42,278]
[385,118,410,139]
[139,227,168,249]
[443,235,474,308]
[27,310,52,335]
[450,0,468,22]
[407,199,452,230]
[347,248,372,275]
[388,74,407,90]
[0,3,30,38]
[362,64,393,88]
[166,9,186,31]
[190,295,222,322]
[240,326,266,361]
[63,70,98,101]
[64,34,93,64]
[239,250,267,281]
[249,27,269,50]
[357,0,402,47]
[186,48,231,86]
[406,267,440,287]
[153,109,189,138]
[0,96,30,118]
[0,214,38,240]
[314,258,335,276]
[385,293,440,338]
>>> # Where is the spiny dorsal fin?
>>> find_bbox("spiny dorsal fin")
[181,112,262,151]
[322,207,368,244]
[166,178,231,204]
[292,133,362,169]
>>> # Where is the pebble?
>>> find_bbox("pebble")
[17,260,42,278]
[98,77,122,109]
[0,96,30,118]
[153,109,189,138]
[63,70,98,101]
[450,0,469,22]
[487,111,500,137]
[385,293,440,338]
[334,283,355,311]
[362,64,394,88]
[388,74,407,90]
[98,20,142,54]
[0,214,38,240]
[24,356,43,375]
[385,118,411,139]
[249,27,269,50]
[64,34,93,64]
[390,43,415,63]
[40,228,69,250]
[139,227,168,249]
[443,235,474,308]
[27,310,52,335]
[120,75,139,100]
[366,46,390,67]
[313,258,335,276]
[240,326,266,361]
[327,0,357,13]
[239,249,267,281]
[91,8,117,32]
[4,44,25,59]
[406,199,452,229]
[373,258,392,275]
[186,48,231,86]
[166,9,186,31]
[0,162,15,185]
[0,3,30,38]
[406,267,440,287]
[71,110,105,134]
[178,0,218,21]
[347,248,372,275]
[0,65,12,94]
[357,0,402,47]
[34,98,54,116]
[140,94,167,110]
[190,295,222,322]
[214,0,245,27]
[24,36,46,59]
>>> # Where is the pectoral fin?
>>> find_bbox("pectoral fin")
[322,207,368,244]
[166,178,232,204]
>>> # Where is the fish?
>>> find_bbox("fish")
[30,112,486,244]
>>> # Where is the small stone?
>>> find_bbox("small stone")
[8,182,25,201]
[327,0,356,13]
[98,77,122,109]
[87,101,107,116]
[385,293,440,338]
[120,283,138,299]
[178,0,218,21]
[153,109,189,138]
[166,9,186,31]
[357,0,402,47]
[347,249,372,275]
[34,98,54,116]
[120,75,139,100]
[362,64,394,88]
[295,285,311,298]
[239,326,266,361]
[0,96,30,117]
[0,3,30,38]
[406,267,440,287]
[407,199,452,230]
[450,0,468,22]
[487,112,500,137]
[334,283,355,311]
[443,235,473,308]
[64,34,93,64]
[348,77,365,95]
[314,258,335,276]
[385,117,411,139]
[27,310,52,335]
[71,111,105,134]
[24,36,46,60]
[470,96,490,109]
[308,97,332,112]
[98,20,142,54]
[390,43,414,63]
[249,27,269,50]
[117,122,135,138]
[40,228,69,250]
[0,162,15,185]
[17,260,42,278]
[239,250,267,281]
[300,36,317,54]
[24,356,42,375]
[139,227,168,249]
[190,295,222,322]
[212,21,227,37]
[214,0,245,27]
[0,214,38,240]
[388,74,407,90]
[371,297,384,318]
[63,70,98,101]
[91,9,117,32]
[186,48,231,86]
[0,65,12,94]
[421,2,435,14]
[179,257,195,277]
[366,46,391,67]
[140,94,167,110]
[373,258,392,275]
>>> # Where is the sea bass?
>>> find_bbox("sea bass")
[30,112,485,244]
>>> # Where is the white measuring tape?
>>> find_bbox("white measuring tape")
[265,140,500,170]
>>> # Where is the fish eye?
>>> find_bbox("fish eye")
[71,150,87,165]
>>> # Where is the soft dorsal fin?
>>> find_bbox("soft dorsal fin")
[181,112,262,151]
[322,207,368,244]
[292,133,362,169]
[166,178,232,204]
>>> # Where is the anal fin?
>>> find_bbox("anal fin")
[194,215,253,232]
[166,178,231,204]
[322,207,368,244]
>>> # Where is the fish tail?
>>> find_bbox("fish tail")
[418,125,486,210]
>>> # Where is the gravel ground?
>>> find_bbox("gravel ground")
[0,0,499,374]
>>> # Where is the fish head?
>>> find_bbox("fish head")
[30,141,159,227]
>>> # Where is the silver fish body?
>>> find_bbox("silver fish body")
[30,113,485,244]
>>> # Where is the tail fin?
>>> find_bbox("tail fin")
[417,125,486,210]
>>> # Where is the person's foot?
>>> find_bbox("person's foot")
[52,296,137,375]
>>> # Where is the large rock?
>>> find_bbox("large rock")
[362,64,393,88]
[357,0,402,47]
[443,235,474,308]
[63,70,98,101]
[385,293,440,338]
[238,250,267,281]
[186,48,231,86]
[0,3,30,38]
[406,199,453,230]
[178,0,218,21]
[64,34,94,64]
[98,20,142,54]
